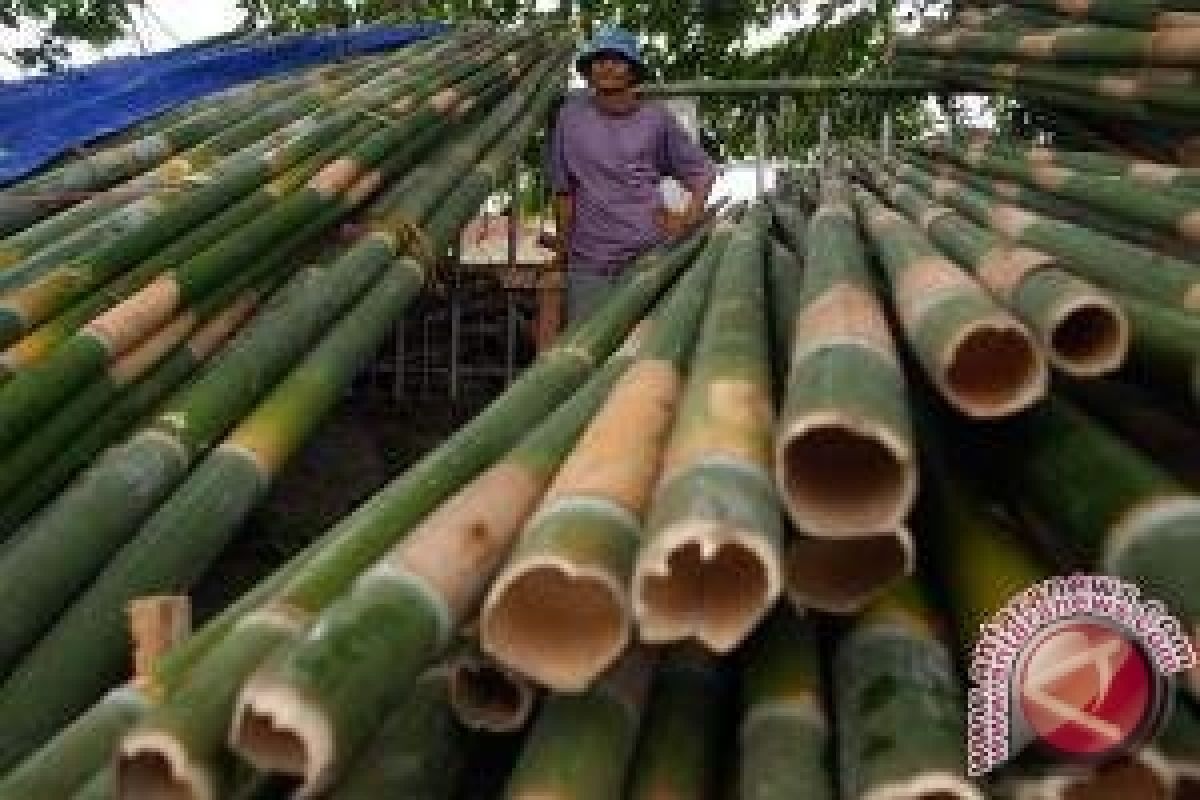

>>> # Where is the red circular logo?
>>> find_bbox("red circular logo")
[1016,618,1160,759]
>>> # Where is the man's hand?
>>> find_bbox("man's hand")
[655,207,695,239]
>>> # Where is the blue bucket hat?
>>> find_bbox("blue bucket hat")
[576,26,649,83]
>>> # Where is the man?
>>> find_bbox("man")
[547,26,717,327]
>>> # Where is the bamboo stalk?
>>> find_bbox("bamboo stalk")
[631,205,785,652]
[834,578,983,800]
[898,23,1200,68]
[481,225,726,689]
[933,137,1200,245]
[991,397,1200,695]
[890,155,1200,314]
[328,670,465,800]
[859,155,1130,378]
[626,645,726,800]
[738,606,833,800]
[503,648,655,800]
[853,186,1048,419]
[116,228,710,800]
[0,33,537,445]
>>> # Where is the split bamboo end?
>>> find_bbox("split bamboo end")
[447,651,537,733]
[1045,294,1130,379]
[777,414,917,535]
[117,729,215,800]
[860,771,984,800]
[229,679,333,797]
[941,317,1047,419]
[480,557,629,692]
[784,528,914,615]
[632,520,783,653]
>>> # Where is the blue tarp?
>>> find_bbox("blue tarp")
[0,21,448,185]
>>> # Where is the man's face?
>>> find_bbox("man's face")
[588,53,635,92]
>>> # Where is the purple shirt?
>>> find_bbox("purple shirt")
[549,93,716,268]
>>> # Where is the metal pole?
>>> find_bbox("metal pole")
[755,111,767,199]
[781,96,796,162]
[507,157,520,385]
[450,290,460,404]
[818,108,831,173]
[882,111,893,161]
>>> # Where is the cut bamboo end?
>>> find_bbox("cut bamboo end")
[860,771,984,800]
[229,679,334,798]
[784,528,914,615]
[776,413,917,535]
[1021,752,1174,800]
[632,520,782,653]
[940,318,1047,419]
[1045,294,1130,378]
[447,651,537,733]
[481,557,629,692]
[117,729,216,800]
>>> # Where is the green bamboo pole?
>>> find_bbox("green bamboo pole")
[630,205,785,652]
[765,233,912,611]
[921,134,1200,195]
[961,0,1200,30]
[115,227,710,800]
[925,427,1178,799]
[738,606,833,800]
[480,227,727,689]
[905,54,1200,122]
[860,156,1130,378]
[1156,693,1200,795]
[772,177,916,550]
[0,686,147,800]
[0,37,450,290]
[0,279,267,507]
[0,252,427,755]
[0,49,396,237]
[226,347,634,794]
[445,638,537,733]
[0,56,569,751]
[835,578,983,800]
[0,264,313,536]
[853,186,1048,419]
[0,37,537,451]
[890,155,1200,314]
[902,140,1187,256]
[503,649,654,800]
[991,396,1200,687]
[626,645,725,800]
[0,226,386,697]
[0,41,557,381]
[328,670,465,800]
[769,194,914,614]
[0,32,464,268]
[933,137,1200,245]
[897,23,1200,67]
[1068,377,1200,489]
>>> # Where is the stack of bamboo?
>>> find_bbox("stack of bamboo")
[893,1,1200,164]
[2,11,1200,800]
[4,175,1198,798]
[0,21,591,796]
